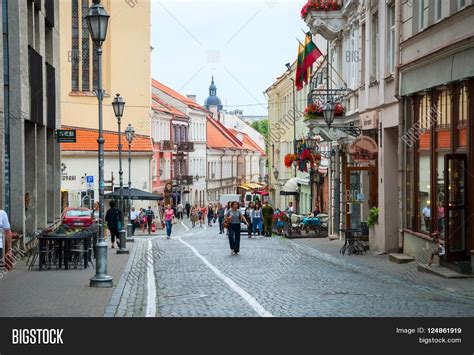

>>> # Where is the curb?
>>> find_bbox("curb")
[104,240,141,317]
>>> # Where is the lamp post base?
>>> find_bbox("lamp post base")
[89,240,113,288]
[126,223,135,242]
[117,230,129,254]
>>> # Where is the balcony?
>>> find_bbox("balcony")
[177,142,195,152]
[173,175,194,185]
[301,0,345,41]
[161,140,173,151]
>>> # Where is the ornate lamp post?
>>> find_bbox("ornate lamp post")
[112,93,128,254]
[125,124,135,240]
[87,0,112,288]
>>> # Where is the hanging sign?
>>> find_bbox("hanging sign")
[348,136,378,165]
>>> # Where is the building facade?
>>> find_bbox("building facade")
[59,0,152,205]
[399,0,474,269]
[0,0,61,235]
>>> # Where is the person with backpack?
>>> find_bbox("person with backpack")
[105,200,122,248]
[145,206,155,235]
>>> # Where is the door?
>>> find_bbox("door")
[444,154,468,261]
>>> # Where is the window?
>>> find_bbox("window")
[435,0,442,21]
[71,0,99,92]
[418,0,426,30]
[459,85,468,126]
[370,12,378,81]
[435,89,451,128]
[418,152,431,233]
[387,4,395,74]
[459,0,466,9]
[71,0,80,91]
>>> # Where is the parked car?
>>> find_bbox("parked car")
[61,207,94,228]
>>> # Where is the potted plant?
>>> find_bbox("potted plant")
[301,0,345,41]
[367,207,380,251]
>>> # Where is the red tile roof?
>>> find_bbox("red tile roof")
[152,79,209,113]
[60,126,153,153]
[228,129,266,156]
[151,94,187,118]
[206,117,243,150]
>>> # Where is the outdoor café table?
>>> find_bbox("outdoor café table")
[38,233,91,270]
[338,228,363,255]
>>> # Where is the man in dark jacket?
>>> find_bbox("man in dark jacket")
[185,202,191,218]
[105,200,122,248]
[145,206,155,235]
[262,201,274,237]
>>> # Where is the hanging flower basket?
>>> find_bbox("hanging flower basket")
[304,103,324,121]
[301,0,342,19]
[284,153,300,168]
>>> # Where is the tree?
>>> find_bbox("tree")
[251,119,268,137]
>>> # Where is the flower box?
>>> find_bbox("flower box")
[301,0,345,41]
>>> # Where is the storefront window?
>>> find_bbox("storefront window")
[418,153,431,233]
[436,153,446,239]
[458,85,468,147]
[436,89,451,128]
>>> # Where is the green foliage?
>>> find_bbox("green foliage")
[366,207,379,227]
[251,119,268,137]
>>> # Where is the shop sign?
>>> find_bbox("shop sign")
[348,136,378,165]
[56,129,76,143]
[360,111,379,130]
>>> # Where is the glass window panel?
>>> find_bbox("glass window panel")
[419,153,431,233]
[81,0,90,91]
[436,153,446,240]
[71,0,80,91]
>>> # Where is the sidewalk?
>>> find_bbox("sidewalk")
[0,244,133,317]
[289,237,474,301]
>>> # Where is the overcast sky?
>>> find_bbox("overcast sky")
[151,0,306,116]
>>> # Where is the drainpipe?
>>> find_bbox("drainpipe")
[394,0,404,252]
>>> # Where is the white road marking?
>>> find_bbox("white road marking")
[177,237,273,317]
[145,240,157,317]
[181,221,190,232]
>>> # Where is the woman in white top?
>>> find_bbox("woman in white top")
[251,202,263,238]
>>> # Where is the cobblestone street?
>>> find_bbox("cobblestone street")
[107,221,474,317]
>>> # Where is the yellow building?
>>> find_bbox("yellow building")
[59,0,151,135]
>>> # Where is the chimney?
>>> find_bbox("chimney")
[187,94,197,102]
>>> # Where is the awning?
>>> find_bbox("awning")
[280,178,299,196]
[246,183,262,189]
[256,191,269,196]
[61,188,69,193]
[105,188,163,201]
[238,185,252,191]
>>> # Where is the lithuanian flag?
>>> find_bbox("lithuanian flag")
[303,33,323,85]
[295,42,305,91]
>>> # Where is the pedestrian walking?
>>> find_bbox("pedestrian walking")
[224,201,248,256]
[217,203,225,234]
[145,206,155,235]
[190,205,197,228]
[177,203,184,220]
[139,208,147,233]
[185,202,191,219]
[197,206,204,228]
[207,204,214,227]
[164,204,175,239]
[129,206,140,236]
[262,200,274,237]
[244,202,255,238]
[92,201,100,222]
[252,201,263,238]
[105,200,122,248]
[0,209,13,271]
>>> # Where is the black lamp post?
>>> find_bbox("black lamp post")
[125,124,135,240]
[87,0,112,288]
[112,93,128,254]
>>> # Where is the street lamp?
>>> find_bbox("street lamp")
[112,93,128,255]
[322,101,336,129]
[273,168,279,180]
[125,124,135,241]
[194,174,200,182]
[87,0,112,288]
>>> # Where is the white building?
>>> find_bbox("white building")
[61,127,153,210]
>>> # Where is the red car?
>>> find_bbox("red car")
[61,207,94,228]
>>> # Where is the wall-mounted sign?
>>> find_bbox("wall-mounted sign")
[56,129,76,143]
[360,111,379,130]
[348,136,378,164]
